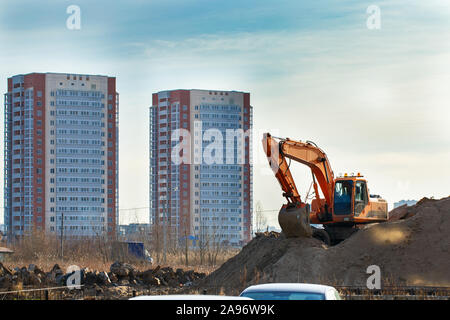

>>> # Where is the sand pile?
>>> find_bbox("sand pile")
[203,196,450,289]
[387,197,436,221]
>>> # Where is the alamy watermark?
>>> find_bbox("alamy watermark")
[171,122,250,165]
[66,265,81,289]
[66,5,81,30]
[366,265,381,289]
[366,5,381,30]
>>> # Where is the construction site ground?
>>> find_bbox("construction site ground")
[0,196,449,299]
[199,196,450,297]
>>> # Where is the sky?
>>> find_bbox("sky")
[0,0,449,227]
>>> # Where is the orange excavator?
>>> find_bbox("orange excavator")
[262,133,388,245]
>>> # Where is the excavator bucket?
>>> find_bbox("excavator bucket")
[278,205,313,238]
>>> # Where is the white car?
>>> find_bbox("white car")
[130,295,253,300]
[240,283,342,300]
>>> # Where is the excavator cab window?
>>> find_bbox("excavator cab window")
[334,180,353,215]
[354,181,368,216]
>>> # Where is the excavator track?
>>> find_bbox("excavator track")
[278,205,313,238]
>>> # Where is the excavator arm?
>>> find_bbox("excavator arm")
[262,132,335,237]
[262,133,302,204]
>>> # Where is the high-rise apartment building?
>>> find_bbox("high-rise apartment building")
[150,89,253,247]
[4,73,118,238]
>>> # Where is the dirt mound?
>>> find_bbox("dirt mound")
[388,197,437,221]
[203,196,450,290]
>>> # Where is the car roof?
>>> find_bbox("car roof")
[130,295,253,300]
[241,283,336,294]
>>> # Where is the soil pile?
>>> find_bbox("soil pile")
[202,197,450,289]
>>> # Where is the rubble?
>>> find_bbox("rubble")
[0,260,206,293]
[388,197,436,221]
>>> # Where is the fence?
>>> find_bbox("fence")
[0,285,85,300]
[182,285,450,300]
[0,284,449,300]
[335,285,450,300]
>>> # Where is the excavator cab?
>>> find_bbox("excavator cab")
[332,176,372,221]
[354,180,369,216]
[334,176,387,222]
[333,180,353,215]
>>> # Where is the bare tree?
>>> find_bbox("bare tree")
[254,200,267,233]
[180,216,190,266]
[151,223,162,263]
[197,217,208,265]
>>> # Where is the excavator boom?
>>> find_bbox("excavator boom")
[262,133,335,237]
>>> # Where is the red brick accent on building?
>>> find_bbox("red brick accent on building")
[24,73,46,232]
[170,90,191,236]
[154,90,192,236]
[107,77,117,237]
[152,93,158,107]
[243,92,251,242]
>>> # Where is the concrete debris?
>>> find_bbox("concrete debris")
[388,197,436,221]
[0,260,206,292]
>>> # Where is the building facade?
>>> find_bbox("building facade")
[149,89,253,247]
[4,73,118,238]
[394,200,417,209]
[118,223,151,240]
